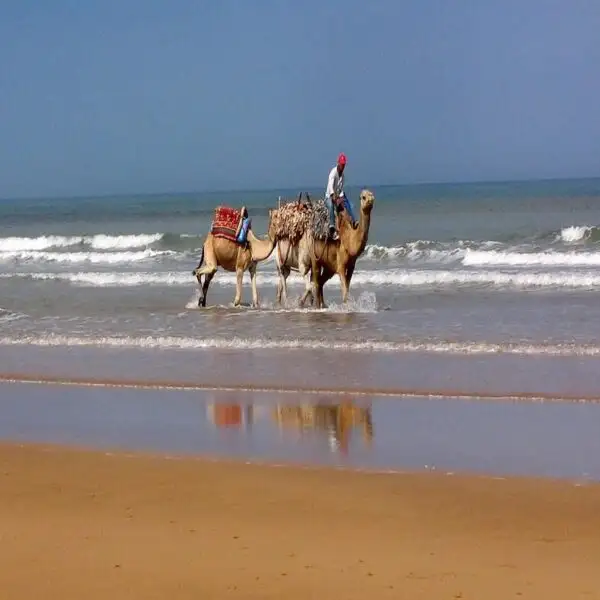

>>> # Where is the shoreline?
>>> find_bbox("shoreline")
[4,381,600,482]
[2,441,600,598]
[1,373,599,403]
[3,439,597,487]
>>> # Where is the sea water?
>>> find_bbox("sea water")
[2,179,600,395]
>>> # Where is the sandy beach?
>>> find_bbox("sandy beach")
[2,442,600,599]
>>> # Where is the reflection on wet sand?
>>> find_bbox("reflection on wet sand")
[272,399,373,454]
[207,402,254,429]
[206,396,373,454]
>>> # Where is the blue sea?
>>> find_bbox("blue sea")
[2,178,600,397]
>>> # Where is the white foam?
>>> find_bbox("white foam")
[0,249,172,265]
[10,268,600,289]
[463,249,600,267]
[363,242,466,263]
[559,226,593,243]
[0,233,164,252]
[0,333,598,356]
[0,235,83,252]
[0,308,24,323]
[184,290,379,313]
[87,233,163,249]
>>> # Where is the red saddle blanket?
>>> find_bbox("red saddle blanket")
[211,206,244,242]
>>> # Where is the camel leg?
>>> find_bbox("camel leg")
[346,262,356,288]
[199,270,215,307]
[249,262,259,308]
[338,268,351,304]
[194,243,217,307]
[281,268,290,306]
[275,267,283,305]
[309,256,322,308]
[276,265,290,307]
[298,264,314,308]
[317,268,335,309]
[195,243,218,278]
[233,267,244,306]
[196,265,217,307]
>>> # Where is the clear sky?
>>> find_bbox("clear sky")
[1,1,599,198]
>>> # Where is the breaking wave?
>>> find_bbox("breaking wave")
[0,307,25,323]
[0,233,165,252]
[0,249,174,265]
[558,225,600,243]
[7,268,600,289]
[463,250,600,267]
[0,333,598,356]
[1,225,599,266]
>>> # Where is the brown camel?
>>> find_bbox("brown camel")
[192,211,277,308]
[310,189,375,309]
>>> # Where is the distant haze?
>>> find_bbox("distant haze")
[1,1,599,199]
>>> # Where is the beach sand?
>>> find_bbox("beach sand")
[2,442,600,599]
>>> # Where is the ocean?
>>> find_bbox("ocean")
[2,178,600,397]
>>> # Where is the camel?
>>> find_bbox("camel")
[192,209,277,308]
[268,193,317,307]
[272,190,375,308]
[311,189,375,309]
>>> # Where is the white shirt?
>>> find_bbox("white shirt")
[325,166,344,200]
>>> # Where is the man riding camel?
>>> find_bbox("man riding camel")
[325,153,357,240]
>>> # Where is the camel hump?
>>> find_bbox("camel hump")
[271,195,330,243]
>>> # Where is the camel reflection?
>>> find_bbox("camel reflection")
[207,401,254,429]
[272,398,373,454]
[205,395,373,454]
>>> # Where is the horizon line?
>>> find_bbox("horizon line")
[2,174,600,203]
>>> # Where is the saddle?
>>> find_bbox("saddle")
[211,205,250,244]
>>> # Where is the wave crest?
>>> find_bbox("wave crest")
[6,268,600,289]
[0,333,598,357]
[0,249,172,265]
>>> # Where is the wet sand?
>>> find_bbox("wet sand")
[3,382,600,480]
[2,442,600,599]
[3,344,600,400]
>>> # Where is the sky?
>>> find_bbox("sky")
[1,0,600,198]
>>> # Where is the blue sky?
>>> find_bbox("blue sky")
[1,1,599,198]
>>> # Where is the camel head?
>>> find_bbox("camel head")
[359,189,375,214]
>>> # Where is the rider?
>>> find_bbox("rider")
[325,153,357,240]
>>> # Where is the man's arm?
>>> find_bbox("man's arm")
[326,168,336,199]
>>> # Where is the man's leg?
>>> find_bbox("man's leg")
[342,195,357,227]
[325,196,337,237]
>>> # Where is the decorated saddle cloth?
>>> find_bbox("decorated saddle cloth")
[211,206,251,244]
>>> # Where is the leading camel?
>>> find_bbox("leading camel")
[311,189,375,309]
[192,210,277,308]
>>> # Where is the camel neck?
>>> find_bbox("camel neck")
[342,209,370,256]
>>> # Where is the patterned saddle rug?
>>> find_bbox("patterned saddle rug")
[211,205,249,243]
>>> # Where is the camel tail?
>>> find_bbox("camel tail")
[192,245,205,276]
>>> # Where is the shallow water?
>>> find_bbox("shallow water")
[3,179,600,371]
[2,382,600,482]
